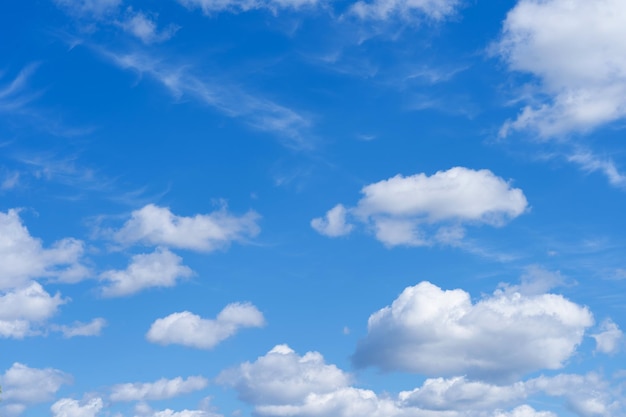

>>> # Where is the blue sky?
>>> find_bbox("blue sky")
[1,0,626,416]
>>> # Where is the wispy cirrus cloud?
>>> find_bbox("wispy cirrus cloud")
[100,49,315,149]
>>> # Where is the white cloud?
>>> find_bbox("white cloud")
[54,0,121,17]
[567,151,626,188]
[314,167,528,247]
[1,363,71,414]
[496,0,626,138]
[113,204,260,252]
[350,0,460,21]
[144,410,221,417]
[110,376,208,402]
[0,282,66,338]
[219,345,570,417]
[178,0,319,15]
[218,344,351,405]
[310,204,353,237]
[100,248,193,297]
[353,281,594,381]
[0,209,89,289]
[592,319,623,354]
[146,302,265,349]
[51,397,104,417]
[119,11,178,44]
[53,318,107,338]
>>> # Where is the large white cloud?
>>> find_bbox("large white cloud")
[219,345,567,417]
[312,167,528,247]
[352,281,594,381]
[51,397,104,417]
[1,363,71,415]
[0,209,88,289]
[146,302,265,349]
[218,344,351,405]
[110,376,208,402]
[100,248,193,297]
[0,282,66,338]
[350,0,460,21]
[113,204,260,252]
[496,0,626,138]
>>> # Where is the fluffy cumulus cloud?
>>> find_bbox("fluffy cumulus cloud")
[312,167,528,247]
[51,397,104,417]
[496,0,626,138]
[350,0,460,21]
[146,302,265,349]
[310,204,353,237]
[178,0,319,15]
[1,363,71,415]
[100,248,193,297]
[218,344,351,405]
[218,345,572,417]
[353,281,594,381]
[0,282,66,338]
[113,204,260,252]
[592,319,623,354]
[0,209,88,289]
[110,376,208,402]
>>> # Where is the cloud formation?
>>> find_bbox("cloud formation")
[51,397,104,417]
[110,376,208,402]
[350,0,460,21]
[113,204,260,252]
[100,248,193,297]
[146,302,265,349]
[496,0,626,138]
[353,281,594,381]
[313,167,528,247]
[178,0,319,14]
[52,318,107,338]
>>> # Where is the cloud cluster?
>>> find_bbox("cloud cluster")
[1,363,71,416]
[147,302,265,349]
[352,281,593,381]
[496,0,626,138]
[0,209,92,338]
[113,204,260,252]
[218,345,581,417]
[51,397,104,417]
[110,376,208,402]
[100,248,193,297]
[178,0,319,14]
[312,167,528,247]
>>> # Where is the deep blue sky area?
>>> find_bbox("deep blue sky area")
[1,1,625,417]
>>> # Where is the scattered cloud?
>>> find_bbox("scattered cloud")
[110,376,208,402]
[0,282,66,338]
[52,318,107,338]
[0,208,88,289]
[119,10,179,44]
[311,204,353,237]
[350,0,460,21]
[0,64,40,113]
[567,150,626,188]
[218,344,351,405]
[51,397,104,417]
[496,0,626,138]
[100,248,193,297]
[352,280,593,381]
[146,302,265,349]
[219,345,576,417]
[313,167,528,247]
[112,204,260,252]
[178,0,320,14]
[592,319,623,354]
[1,363,71,416]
